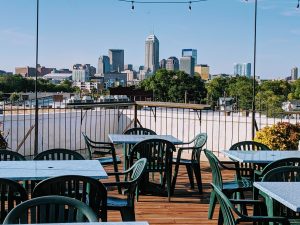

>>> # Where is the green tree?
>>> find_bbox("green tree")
[9,92,20,102]
[288,79,300,100]
[140,69,206,103]
[256,90,284,117]
[206,77,230,106]
[259,80,291,99]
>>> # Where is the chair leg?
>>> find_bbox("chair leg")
[208,190,217,219]
[171,163,180,195]
[186,165,194,189]
[120,207,135,221]
[192,163,203,194]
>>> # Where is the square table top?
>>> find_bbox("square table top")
[222,150,300,164]
[254,182,300,212]
[0,160,108,181]
[108,134,183,145]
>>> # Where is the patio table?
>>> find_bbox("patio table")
[0,160,108,180]
[222,150,300,164]
[254,182,300,216]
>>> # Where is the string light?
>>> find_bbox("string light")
[118,0,206,11]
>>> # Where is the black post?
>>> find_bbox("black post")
[252,0,257,140]
[34,0,39,156]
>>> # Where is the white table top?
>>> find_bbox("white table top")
[108,134,183,145]
[0,160,108,180]
[254,182,300,212]
[8,223,149,225]
[222,150,300,164]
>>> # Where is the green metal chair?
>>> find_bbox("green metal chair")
[33,148,85,160]
[171,133,207,195]
[0,150,26,161]
[104,158,147,221]
[204,149,253,220]
[123,127,156,170]
[3,195,98,224]
[211,183,290,225]
[261,166,300,219]
[129,138,175,201]
[229,141,270,180]
[0,178,28,223]
[32,175,107,221]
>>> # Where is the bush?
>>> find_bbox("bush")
[254,122,300,150]
[0,130,7,149]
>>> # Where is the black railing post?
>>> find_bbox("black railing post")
[34,0,39,156]
[134,103,138,128]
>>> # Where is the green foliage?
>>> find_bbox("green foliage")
[140,69,206,103]
[256,90,284,117]
[255,122,300,150]
[259,80,291,99]
[206,77,230,105]
[9,92,20,102]
[289,79,300,100]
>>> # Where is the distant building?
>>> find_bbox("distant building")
[43,71,72,84]
[122,69,136,84]
[104,72,127,88]
[211,73,231,79]
[195,64,210,80]
[291,67,298,80]
[15,67,36,77]
[145,34,159,73]
[124,64,133,71]
[98,56,110,75]
[0,70,12,75]
[139,66,144,71]
[72,64,91,82]
[159,59,166,69]
[234,63,251,77]
[182,49,197,65]
[179,56,195,76]
[55,69,72,74]
[108,49,124,72]
[37,65,55,76]
[166,57,179,71]
[73,81,101,93]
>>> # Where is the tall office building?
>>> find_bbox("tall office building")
[166,57,179,71]
[98,56,110,75]
[234,63,251,77]
[182,49,197,65]
[195,64,210,80]
[160,59,166,69]
[145,34,159,73]
[124,64,133,71]
[72,64,90,82]
[180,56,195,76]
[291,67,298,80]
[108,49,124,72]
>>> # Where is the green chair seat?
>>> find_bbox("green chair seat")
[95,156,122,165]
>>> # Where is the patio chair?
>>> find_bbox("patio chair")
[0,178,28,223]
[104,158,147,221]
[229,141,270,180]
[204,149,253,220]
[129,138,175,201]
[261,166,300,219]
[171,133,207,195]
[32,175,107,221]
[3,195,98,224]
[0,149,26,161]
[253,157,300,199]
[211,183,290,225]
[82,133,120,182]
[33,148,85,160]
[123,127,156,170]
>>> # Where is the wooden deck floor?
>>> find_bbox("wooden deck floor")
[106,161,233,225]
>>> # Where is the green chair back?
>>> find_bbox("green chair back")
[0,178,28,223]
[3,195,98,224]
[204,149,223,188]
[191,133,207,161]
[32,175,107,221]
[124,127,156,135]
[33,148,85,160]
[262,166,300,182]
[0,150,25,161]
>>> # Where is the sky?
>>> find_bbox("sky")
[1,0,300,79]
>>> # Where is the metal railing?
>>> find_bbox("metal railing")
[0,99,298,157]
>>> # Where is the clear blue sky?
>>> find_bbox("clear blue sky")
[1,0,300,78]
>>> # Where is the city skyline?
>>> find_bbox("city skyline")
[1,0,300,78]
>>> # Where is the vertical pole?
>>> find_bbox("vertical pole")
[134,103,138,128]
[34,0,39,155]
[251,0,257,140]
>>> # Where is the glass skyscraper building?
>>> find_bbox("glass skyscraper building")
[145,34,159,73]
[234,63,251,77]
[182,49,197,65]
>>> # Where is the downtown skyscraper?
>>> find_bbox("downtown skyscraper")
[145,34,159,74]
[108,49,124,72]
[234,63,251,77]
